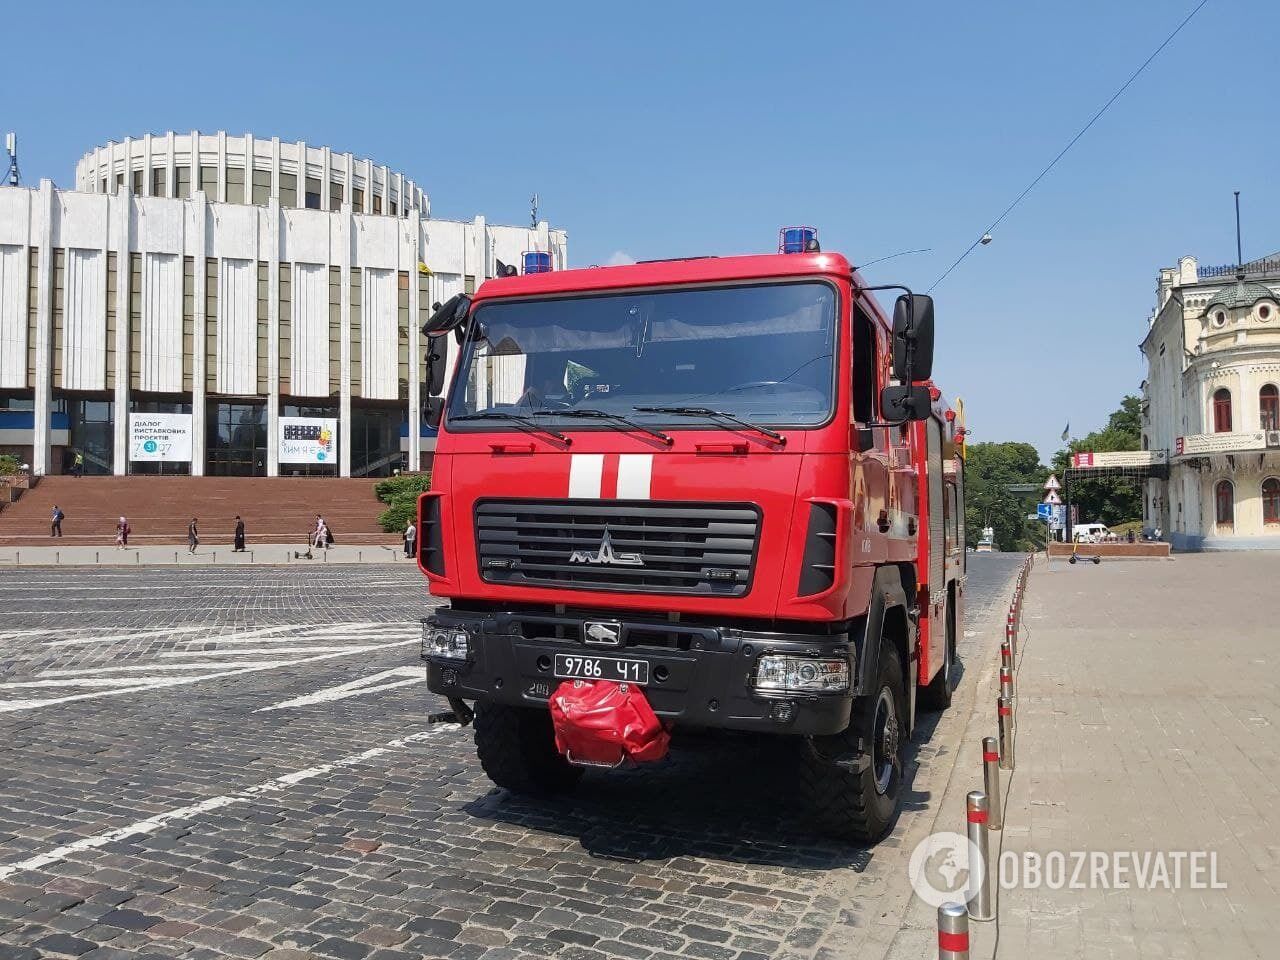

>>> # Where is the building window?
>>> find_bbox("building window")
[372,194,382,214]
[1214,479,1234,528]
[1213,388,1232,433]
[175,166,191,199]
[305,177,321,210]
[251,169,271,206]
[329,182,343,212]
[225,167,245,204]
[1213,310,1226,328]
[199,165,218,199]
[352,187,364,211]
[279,173,297,207]
[151,168,167,198]
[1260,304,1272,322]
[1261,384,1279,432]
[131,170,144,194]
[1264,478,1280,526]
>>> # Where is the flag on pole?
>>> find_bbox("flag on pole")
[1061,423,1070,442]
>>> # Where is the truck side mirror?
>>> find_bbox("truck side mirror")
[422,293,471,337]
[424,334,448,396]
[423,396,445,429]
[891,293,936,383]
[880,384,932,422]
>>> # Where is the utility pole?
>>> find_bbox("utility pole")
[1234,190,1244,279]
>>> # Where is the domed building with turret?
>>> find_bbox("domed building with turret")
[1141,253,1280,549]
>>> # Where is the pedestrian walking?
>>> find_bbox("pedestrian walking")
[115,516,130,549]
[188,517,199,554]
[314,518,329,550]
[233,515,246,552]
[51,504,64,537]
[72,451,84,478]
[404,519,417,558]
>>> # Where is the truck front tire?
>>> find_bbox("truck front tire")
[473,702,583,795]
[801,642,907,842]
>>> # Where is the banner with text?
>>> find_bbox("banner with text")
[279,417,338,464]
[1175,432,1266,456]
[1071,450,1168,468]
[129,413,193,462]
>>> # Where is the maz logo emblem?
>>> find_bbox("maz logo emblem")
[569,528,644,566]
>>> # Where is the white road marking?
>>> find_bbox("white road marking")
[38,661,296,676]
[568,453,604,498]
[42,626,220,647]
[0,639,415,713]
[0,677,170,690]
[257,666,425,712]
[158,645,398,658]
[0,724,461,882]
[616,453,653,499]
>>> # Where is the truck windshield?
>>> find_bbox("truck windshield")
[447,281,837,429]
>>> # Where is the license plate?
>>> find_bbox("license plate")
[554,653,649,685]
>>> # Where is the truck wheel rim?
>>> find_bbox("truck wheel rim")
[873,687,900,795]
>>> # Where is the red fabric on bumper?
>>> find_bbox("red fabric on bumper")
[549,680,671,766]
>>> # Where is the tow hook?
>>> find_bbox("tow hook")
[428,697,475,726]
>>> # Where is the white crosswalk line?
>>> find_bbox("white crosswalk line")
[257,667,425,712]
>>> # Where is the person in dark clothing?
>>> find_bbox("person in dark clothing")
[188,517,199,554]
[233,516,246,552]
[51,505,64,537]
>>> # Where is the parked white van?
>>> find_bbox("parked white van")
[1073,523,1109,543]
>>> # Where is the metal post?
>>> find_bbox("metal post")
[983,736,1003,831]
[999,665,1014,700]
[1000,639,1012,673]
[937,902,970,959]
[998,695,1015,770]
[965,790,994,921]
[1005,610,1017,664]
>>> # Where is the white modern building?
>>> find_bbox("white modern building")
[0,131,567,477]
[1141,252,1280,550]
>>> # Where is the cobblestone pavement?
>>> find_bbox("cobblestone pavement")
[0,558,1022,960]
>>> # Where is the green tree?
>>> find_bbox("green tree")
[1051,396,1143,528]
[374,473,433,532]
[963,441,1046,551]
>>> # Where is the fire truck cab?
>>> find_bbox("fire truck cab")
[416,233,964,841]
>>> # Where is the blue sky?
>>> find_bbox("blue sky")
[7,0,1278,461]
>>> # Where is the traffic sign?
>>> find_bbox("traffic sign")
[1036,503,1052,520]
[1043,474,1061,491]
[1043,490,1061,505]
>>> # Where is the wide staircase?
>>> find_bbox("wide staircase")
[0,477,396,546]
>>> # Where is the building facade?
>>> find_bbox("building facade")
[0,132,567,477]
[1141,253,1280,550]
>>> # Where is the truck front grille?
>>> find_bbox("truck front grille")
[474,499,761,596]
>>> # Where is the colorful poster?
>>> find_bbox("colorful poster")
[128,413,193,462]
[279,417,338,464]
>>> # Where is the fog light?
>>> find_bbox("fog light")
[421,621,470,660]
[754,655,849,693]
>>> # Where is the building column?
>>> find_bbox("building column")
[267,198,281,477]
[31,180,55,476]
[190,194,208,475]
[408,212,422,471]
[339,209,353,478]
[112,187,131,475]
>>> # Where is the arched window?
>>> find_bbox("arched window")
[1213,388,1233,433]
[1264,478,1280,526]
[1215,479,1234,528]
[1261,385,1279,432]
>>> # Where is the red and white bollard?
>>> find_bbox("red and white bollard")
[966,790,994,921]
[999,664,1014,700]
[1005,609,1018,664]
[998,695,1015,771]
[982,735,1003,830]
[1000,638,1012,673]
[937,902,970,959]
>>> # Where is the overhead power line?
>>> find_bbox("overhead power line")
[928,0,1211,293]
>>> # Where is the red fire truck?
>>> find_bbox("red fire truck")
[416,231,965,840]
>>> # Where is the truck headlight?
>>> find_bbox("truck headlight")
[421,621,470,660]
[753,655,849,693]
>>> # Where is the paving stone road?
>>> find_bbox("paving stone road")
[0,557,1023,960]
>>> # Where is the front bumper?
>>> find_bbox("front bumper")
[422,607,855,736]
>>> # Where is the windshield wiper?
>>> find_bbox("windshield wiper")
[632,406,786,444]
[534,408,673,446]
[449,410,570,444]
